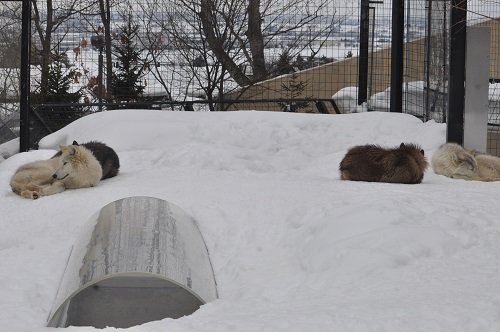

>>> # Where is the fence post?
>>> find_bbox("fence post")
[447,0,466,144]
[390,0,404,113]
[358,0,369,105]
[20,0,31,152]
[463,27,490,153]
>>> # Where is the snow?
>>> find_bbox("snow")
[0,138,19,160]
[1,110,500,331]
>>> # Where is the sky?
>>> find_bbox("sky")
[1,109,500,331]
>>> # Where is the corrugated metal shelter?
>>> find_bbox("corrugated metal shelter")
[47,196,218,328]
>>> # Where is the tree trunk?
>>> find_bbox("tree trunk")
[99,0,113,99]
[246,0,267,81]
[199,0,251,87]
[40,0,54,95]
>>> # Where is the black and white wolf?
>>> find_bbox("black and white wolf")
[10,144,103,199]
[72,140,120,179]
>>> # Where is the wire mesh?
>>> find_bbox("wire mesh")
[0,0,499,151]
[0,2,21,148]
[465,2,500,155]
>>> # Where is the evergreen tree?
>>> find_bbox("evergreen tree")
[36,54,80,103]
[278,73,310,112]
[294,55,306,70]
[30,52,84,148]
[110,14,145,103]
[274,51,295,76]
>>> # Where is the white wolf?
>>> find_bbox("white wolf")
[10,144,103,199]
[431,143,500,181]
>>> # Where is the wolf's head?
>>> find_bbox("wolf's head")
[458,151,477,171]
[399,142,428,171]
[52,145,79,180]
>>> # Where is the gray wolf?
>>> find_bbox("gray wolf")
[431,143,500,181]
[72,140,120,179]
[10,144,102,199]
[339,143,428,184]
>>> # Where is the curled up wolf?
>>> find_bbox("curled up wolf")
[431,143,500,181]
[71,140,120,179]
[10,144,103,199]
[339,143,428,184]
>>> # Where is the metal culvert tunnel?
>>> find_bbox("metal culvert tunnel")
[47,196,218,328]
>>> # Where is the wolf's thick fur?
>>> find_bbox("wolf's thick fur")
[10,144,103,199]
[431,143,477,180]
[72,140,119,179]
[431,143,500,181]
[10,157,60,198]
[339,143,428,184]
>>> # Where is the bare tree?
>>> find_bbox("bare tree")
[139,0,233,111]
[197,0,252,87]
[96,0,113,99]
[30,0,88,95]
[136,7,175,107]
[0,5,22,69]
[0,4,22,104]
[140,0,339,112]
[197,0,338,86]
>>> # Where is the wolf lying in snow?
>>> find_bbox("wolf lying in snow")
[339,143,428,184]
[431,143,500,181]
[72,140,119,179]
[10,144,102,199]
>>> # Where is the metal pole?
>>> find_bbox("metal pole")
[390,0,404,112]
[463,27,490,152]
[368,7,376,104]
[447,0,466,144]
[404,0,410,110]
[98,49,103,112]
[358,0,369,105]
[20,0,32,152]
[424,0,432,121]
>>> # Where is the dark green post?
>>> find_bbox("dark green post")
[447,0,466,144]
[20,0,31,151]
[390,0,404,112]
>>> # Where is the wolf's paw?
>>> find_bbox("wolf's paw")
[21,190,39,199]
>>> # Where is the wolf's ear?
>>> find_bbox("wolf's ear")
[465,155,477,171]
[72,140,79,146]
[68,145,77,155]
[400,143,405,148]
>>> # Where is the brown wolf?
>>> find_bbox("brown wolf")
[339,143,428,184]
[10,144,102,199]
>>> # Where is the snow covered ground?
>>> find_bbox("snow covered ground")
[1,110,500,331]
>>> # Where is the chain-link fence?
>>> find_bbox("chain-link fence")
[0,2,21,149]
[1,0,431,149]
[0,1,499,152]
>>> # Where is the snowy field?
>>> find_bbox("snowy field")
[1,110,500,331]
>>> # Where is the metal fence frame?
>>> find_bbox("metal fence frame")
[4,0,486,152]
[20,0,31,152]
